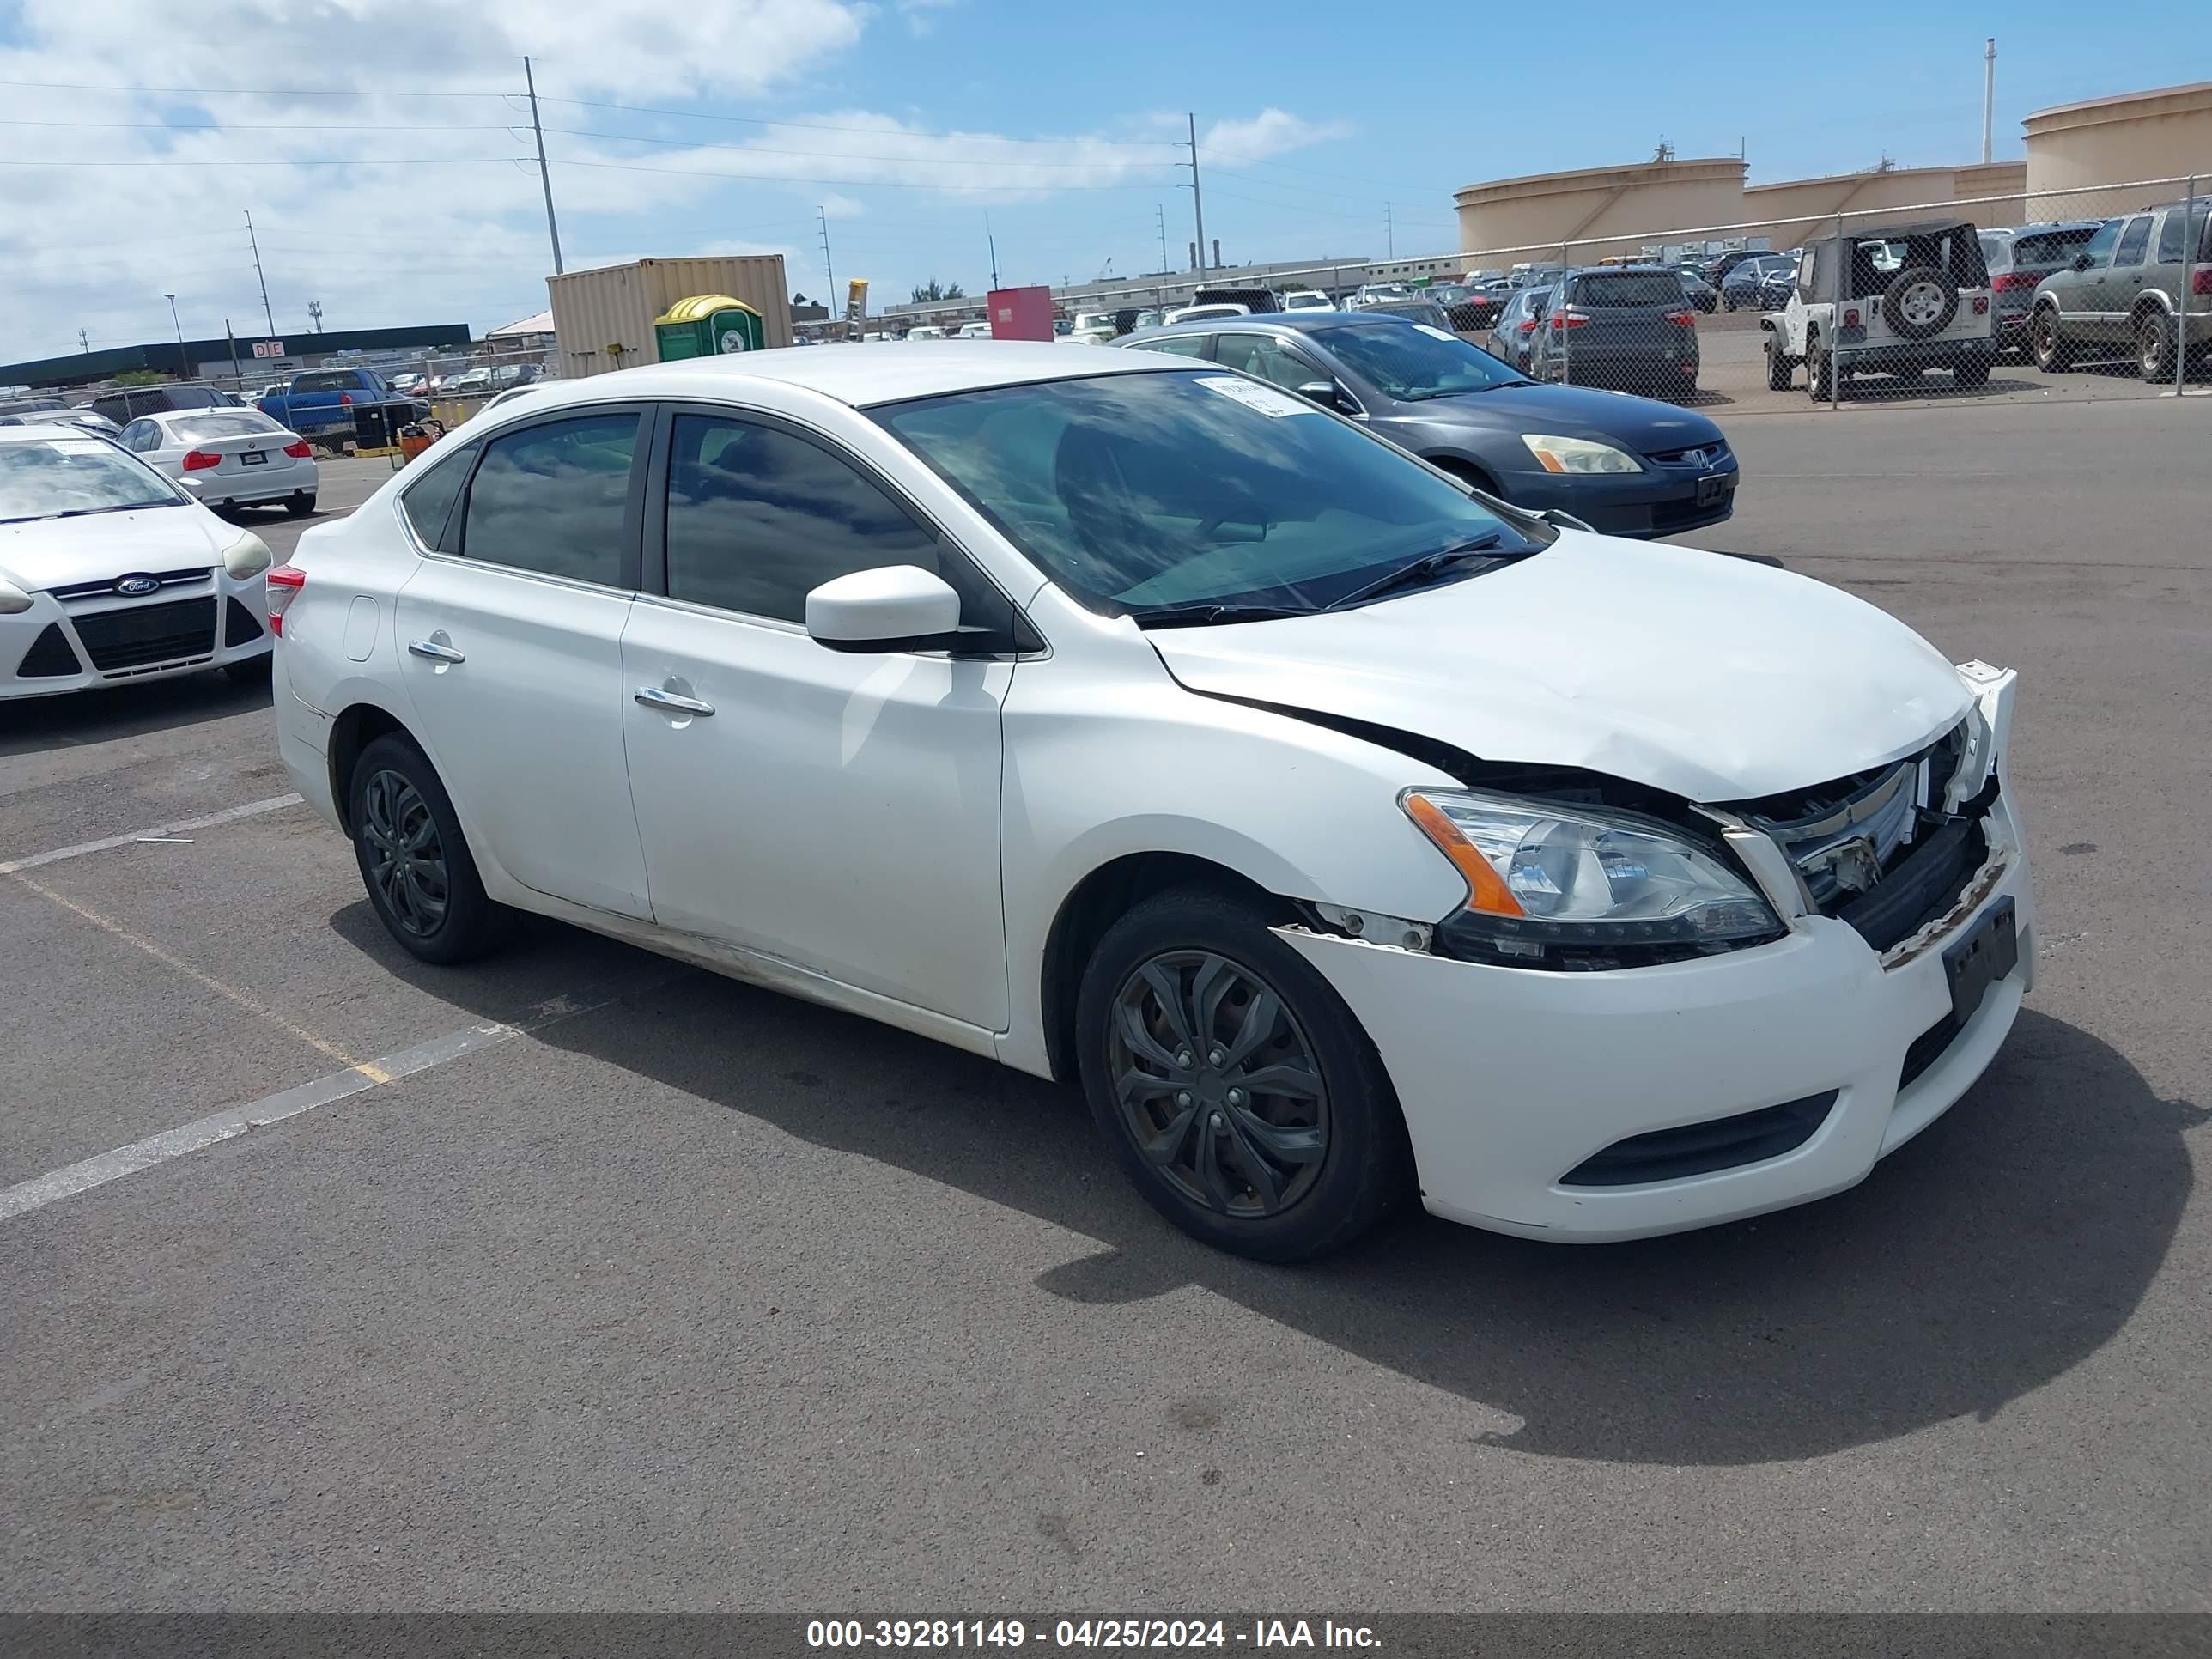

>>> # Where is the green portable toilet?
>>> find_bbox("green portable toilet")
[653,294,766,361]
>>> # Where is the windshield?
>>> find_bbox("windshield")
[2012,227,2100,265]
[875,370,1543,619]
[1364,301,1453,328]
[0,436,184,522]
[1313,320,1526,399]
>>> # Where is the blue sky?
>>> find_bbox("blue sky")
[1,0,2208,360]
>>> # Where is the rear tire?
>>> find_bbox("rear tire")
[348,733,508,965]
[2136,310,2174,382]
[1075,885,1411,1261]
[2033,308,2074,372]
[286,491,318,518]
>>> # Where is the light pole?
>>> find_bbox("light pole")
[165,293,187,378]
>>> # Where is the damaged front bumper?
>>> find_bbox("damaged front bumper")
[1277,662,2035,1243]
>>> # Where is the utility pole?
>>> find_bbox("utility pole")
[524,56,564,275]
[1156,203,1169,273]
[78,328,90,353]
[1981,38,1996,165]
[244,211,276,336]
[1185,112,1208,274]
[165,292,186,375]
[307,299,324,334]
[817,206,837,334]
[225,319,245,394]
[986,210,1000,289]
[1385,202,1395,259]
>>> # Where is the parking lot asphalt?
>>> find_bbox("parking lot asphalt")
[3,406,2209,1613]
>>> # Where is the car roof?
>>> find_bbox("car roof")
[489,341,1178,412]
[0,422,101,444]
[1122,311,1421,345]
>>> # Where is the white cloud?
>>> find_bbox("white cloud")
[0,3,1350,363]
[896,0,961,35]
[1200,108,1355,160]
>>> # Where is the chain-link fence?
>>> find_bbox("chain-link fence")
[1435,173,2206,412]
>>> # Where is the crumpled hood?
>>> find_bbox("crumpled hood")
[1148,531,1972,803]
[0,505,230,592]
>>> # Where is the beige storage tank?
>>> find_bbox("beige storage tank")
[1456,156,1746,262]
[547,256,793,378]
[2024,82,2212,217]
[1743,161,2026,244]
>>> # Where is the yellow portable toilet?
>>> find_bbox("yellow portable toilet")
[653,294,766,360]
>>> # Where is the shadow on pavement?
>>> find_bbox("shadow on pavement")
[0,669,270,760]
[352,911,2201,1468]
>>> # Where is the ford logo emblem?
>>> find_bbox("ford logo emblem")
[113,575,161,597]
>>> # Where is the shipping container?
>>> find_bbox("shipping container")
[546,256,793,378]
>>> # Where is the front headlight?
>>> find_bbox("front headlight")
[0,576,33,615]
[1402,788,1780,958]
[1520,433,1644,475]
[221,530,273,580]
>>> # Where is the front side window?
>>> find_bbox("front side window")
[663,414,944,623]
[2114,216,2153,267]
[460,413,640,586]
[119,420,160,453]
[1213,332,1323,392]
[2078,219,2123,269]
[1316,321,1525,398]
[1127,334,1210,359]
[0,437,185,524]
[878,370,1544,621]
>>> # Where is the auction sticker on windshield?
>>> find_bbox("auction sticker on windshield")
[50,439,112,456]
[1415,325,1461,343]
[1193,376,1315,417]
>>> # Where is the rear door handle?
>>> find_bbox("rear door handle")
[635,686,714,716]
[407,638,465,664]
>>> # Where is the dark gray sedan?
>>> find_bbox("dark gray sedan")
[1118,311,1736,538]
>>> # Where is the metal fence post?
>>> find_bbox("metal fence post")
[1559,239,1571,385]
[2179,175,2197,398]
[1831,210,1845,409]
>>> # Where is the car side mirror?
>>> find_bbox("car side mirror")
[805,565,963,653]
[1536,507,1595,533]
[2073,253,2094,271]
[1297,380,1357,414]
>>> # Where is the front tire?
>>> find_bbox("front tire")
[2033,308,2074,372]
[348,733,507,965]
[1806,337,1832,399]
[1765,341,1793,391]
[1075,886,1410,1261]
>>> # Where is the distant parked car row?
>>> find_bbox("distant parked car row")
[1485,267,1704,398]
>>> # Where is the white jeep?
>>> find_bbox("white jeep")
[1764,217,1996,398]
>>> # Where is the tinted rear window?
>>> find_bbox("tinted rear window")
[2009,228,2098,265]
[1568,273,1686,307]
[293,372,358,393]
[171,413,284,442]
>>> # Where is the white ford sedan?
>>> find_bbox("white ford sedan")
[3,425,275,698]
[269,344,2033,1260]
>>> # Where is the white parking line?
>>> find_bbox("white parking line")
[0,793,303,875]
[0,978,675,1224]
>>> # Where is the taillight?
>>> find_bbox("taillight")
[1516,319,1537,333]
[2193,269,2212,295]
[1843,307,1861,328]
[1972,295,1990,314]
[1992,271,2036,291]
[182,449,221,471]
[1662,307,1697,325]
[339,392,353,406]
[1549,309,1590,331]
[265,563,305,636]
[283,439,312,459]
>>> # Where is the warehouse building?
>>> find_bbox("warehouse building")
[1,323,471,393]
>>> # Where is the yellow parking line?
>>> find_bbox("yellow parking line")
[10,872,365,1073]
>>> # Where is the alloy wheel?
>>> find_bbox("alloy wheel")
[360,769,449,937]
[1107,950,1329,1218]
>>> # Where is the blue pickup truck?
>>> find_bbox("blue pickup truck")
[257,368,431,441]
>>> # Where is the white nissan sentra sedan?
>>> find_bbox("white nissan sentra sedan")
[268,344,2033,1261]
[3,425,276,697]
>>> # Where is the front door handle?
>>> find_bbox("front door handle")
[407,638,465,664]
[635,686,714,717]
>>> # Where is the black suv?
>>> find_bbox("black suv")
[87,384,240,426]
[2029,200,2211,380]
[1979,222,2105,358]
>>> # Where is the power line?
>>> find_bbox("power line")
[0,76,512,98]
[544,155,1170,192]
[538,125,1182,173]
[538,94,1179,152]
[0,116,515,132]
[0,155,521,167]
